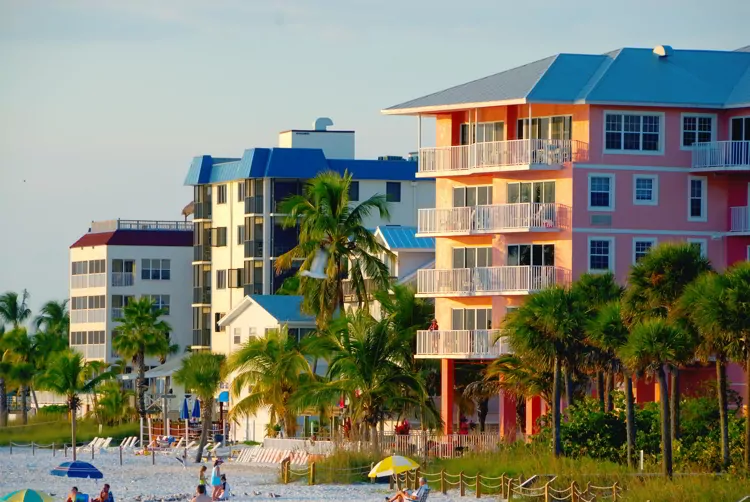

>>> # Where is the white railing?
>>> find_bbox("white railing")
[70,344,106,360]
[417,202,566,235]
[692,141,750,170]
[731,206,750,233]
[416,330,511,359]
[71,275,88,289]
[419,139,585,175]
[88,273,106,288]
[70,309,106,324]
[90,219,193,233]
[417,265,569,296]
[112,272,135,287]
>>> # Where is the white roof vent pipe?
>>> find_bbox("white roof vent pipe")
[653,45,674,58]
[313,117,334,131]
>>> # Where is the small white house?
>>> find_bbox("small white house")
[217,295,317,442]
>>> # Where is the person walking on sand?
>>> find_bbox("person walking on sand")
[191,485,211,502]
[198,465,207,486]
[210,459,223,501]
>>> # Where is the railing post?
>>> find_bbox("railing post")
[440,469,446,494]
[9,443,11,455]
[390,474,394,490]
[544,481,550,502]
[92,444,95,460]
[370,463,375,483]
[571,481,578,502]
[459,471,465,496]
[32,442,35,456]
[151,449,155,465]
[308,462,315,486]
[612,481,618,500]
[119,446,123,466]
[53,443,56,457]
[475,471,481,498]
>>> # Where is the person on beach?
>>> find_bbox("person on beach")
[210,458,223,501]
[217,474,231,500]
[66,487,79,502]
[191,485,211,502]
[93,484,113,502]
[386,477,429,502]
[198,465,207,486]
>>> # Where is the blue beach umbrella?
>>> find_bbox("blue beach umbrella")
[180,398,190,420]
[192,398,201,419]
[51,461,103,479]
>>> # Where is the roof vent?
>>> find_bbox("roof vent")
[313,117,333,131]
[653,45,673,58]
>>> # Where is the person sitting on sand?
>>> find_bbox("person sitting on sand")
[386,477,429,502]
[66,487,79,502]
[216,474,231,500]
[93,484,113,502]
[191,485,211,502]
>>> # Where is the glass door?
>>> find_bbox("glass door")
[506,244,555,266]
[507,182,556,203]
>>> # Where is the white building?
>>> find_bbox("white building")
[184,119,436,351]
[217,295,316,442]
[68,219,193,366]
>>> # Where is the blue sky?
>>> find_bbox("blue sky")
[0,0,747,317]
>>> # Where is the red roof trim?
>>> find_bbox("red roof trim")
[70,230,192,249]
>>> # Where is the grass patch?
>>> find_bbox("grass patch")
[0,419,139,446]
[242,440,261,446]
[311,451,378,484]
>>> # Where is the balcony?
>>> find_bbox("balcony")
[71,275,87,289]
[245,196,264,214]
[70,309,106,324]
[111,272,135,287]
[194,244,211,262]
[71,344,106,360]
[342,277,397,302]
[417,265,570,297]
[730,206,750,234]
[415,330,511,360]
[192,287,211,305]
[691,141,750,172]
[417,203,568,237]
[192,328,211,348]
[418,139,586,177]
[193,201,212,220]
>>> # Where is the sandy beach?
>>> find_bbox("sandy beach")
[0,448,465,502]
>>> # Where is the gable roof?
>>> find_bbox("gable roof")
[218,295,314,327]
[375,226,435,251]
[185,148,423,186]
[384,46,750,114]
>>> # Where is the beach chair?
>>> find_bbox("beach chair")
[172,437,184,449]
[98,437,113,450]
[77,438,98,453]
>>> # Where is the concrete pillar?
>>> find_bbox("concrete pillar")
[498,391,516,441]
[441,359,455,434]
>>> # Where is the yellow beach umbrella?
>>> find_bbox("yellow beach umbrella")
[1,490,54,502]
[368,455,420,478]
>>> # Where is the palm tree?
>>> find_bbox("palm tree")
[83,360,110,425]
[37,350,112,460]
[503,286,586,456]
[620,318,693,477]
[298,310,427,452]
[623,243,710,445]
[34,300,70,338]
[679,263,750,469]
[97,381,133,426]
[0,290,31,427]
[274,170,393,322]
[112,297,172,423]
[227,326,313,439]
[1,327,36,424]
[587,301,635,468]
[174,352,226,462]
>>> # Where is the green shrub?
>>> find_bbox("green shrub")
[313,451,378,484]
[39,405,68,416]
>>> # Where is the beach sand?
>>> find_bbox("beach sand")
[0,448,465,502]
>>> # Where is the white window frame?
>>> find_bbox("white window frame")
[687,176,708,222]
[588,173,615,211]
[680,113,717,151]
[632,237,657,264]
[687,238,708,259]
[632,174,658,206]
[217,184,228,204]
[747,245,750,261]
[603,111,665,155]
[588,236,615,273]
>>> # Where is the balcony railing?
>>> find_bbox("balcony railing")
[730,206,750,233]
[111,272,135,287]
[342,277,397,301]
[692,141,750,171]
[417,203,567,236]
[192,328,211,348]
[193,201,212,219]
[418,139,586,176]
[71,275,87,289]
[70,344,106,360]
[90,219,192,233]
[70,309,106,324]
[416,330,511,359]
[417,265,569,297]
[89,273,106,287]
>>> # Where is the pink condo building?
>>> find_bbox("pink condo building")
[383,44,750,437]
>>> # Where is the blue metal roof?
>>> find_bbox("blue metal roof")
[249,295,314,323]
[184,148,423,186]
[384,47,750,113]
[376,226,435,250]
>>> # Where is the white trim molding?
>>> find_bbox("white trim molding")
[603,110,666,156]
[588,173,615,212]
[573,227,721,237]
[574,164,688,173]
[632,174,659,206]
[680,112,717,151]
[687,238,708,258]
[632,237,658,264]
[687,175,708,223]
[587,236,616,274]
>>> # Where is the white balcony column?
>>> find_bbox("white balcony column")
[262,177,272,295]
[528,103,532,162]
[417,114,422,151]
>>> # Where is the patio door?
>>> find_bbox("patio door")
[507,244,555,267]
[731,117,750,141]
[506,181,556,204]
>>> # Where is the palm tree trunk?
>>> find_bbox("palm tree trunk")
[552,356,562,457]
[670,368,680,442]
[478,399,489,432]
[20,385,28,425]
[657,367,672,478]
[716,357,729,470]
[371,422,379,455]
[605,371,614,412]
[31,387,40,412]
[0,379,7,427]
[71,397,78,461]
[596,371,605,413]
[136,352,147,420]
[625,374,635,470]
[195,398,212,463]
